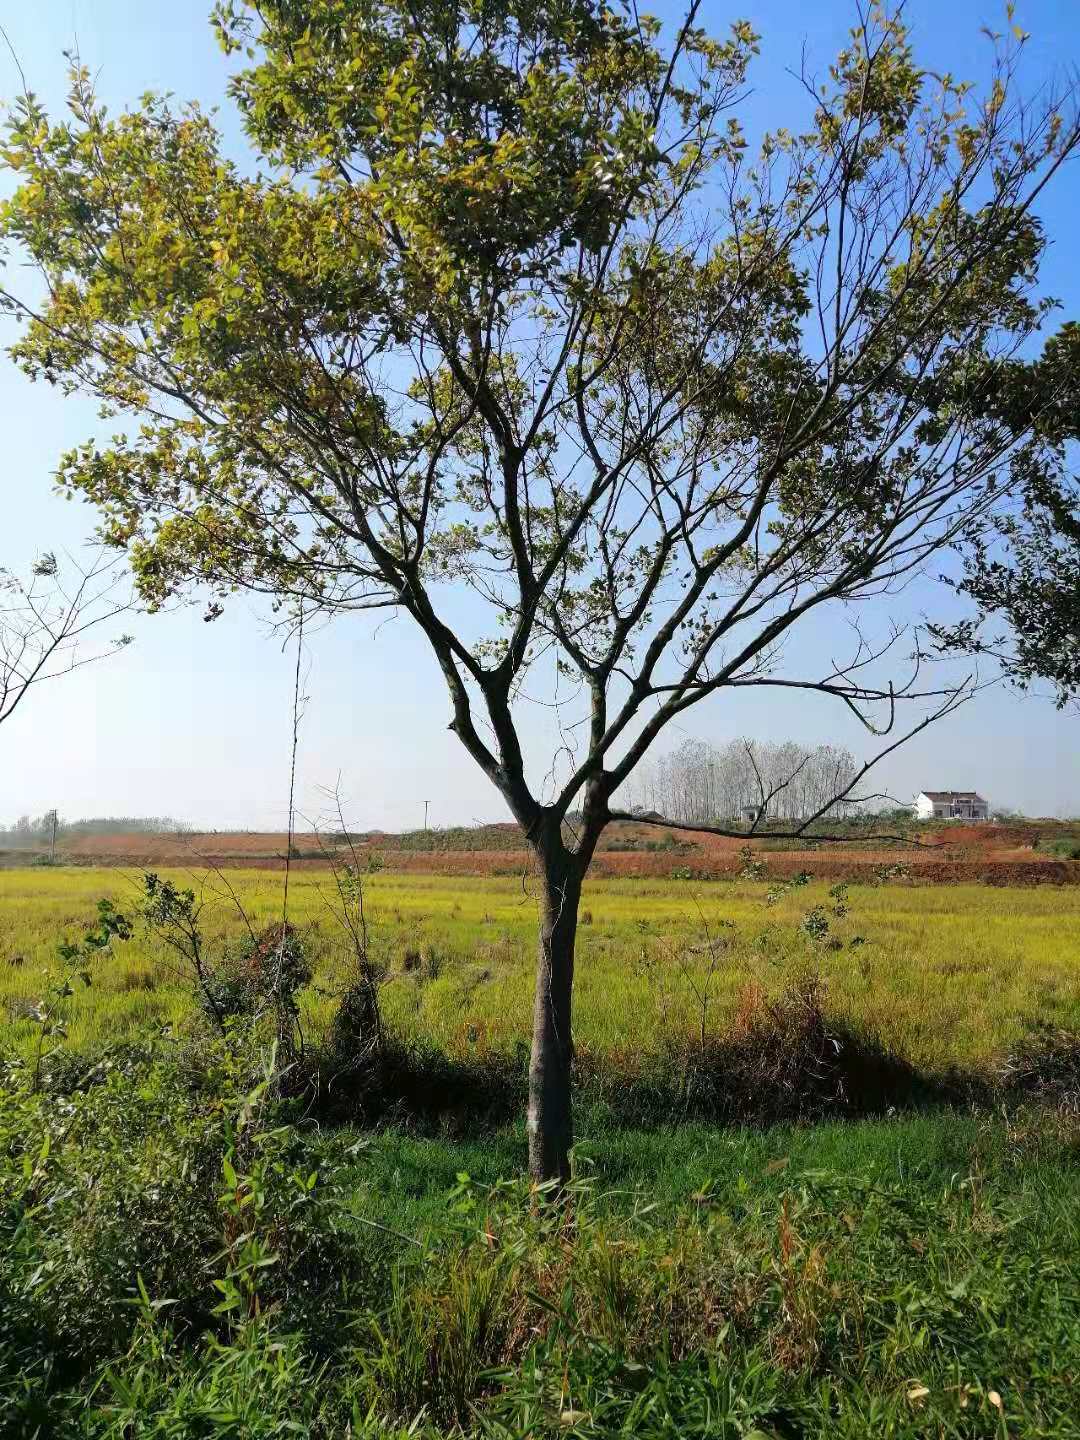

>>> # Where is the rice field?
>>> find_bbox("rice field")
[2,865,1079,1073]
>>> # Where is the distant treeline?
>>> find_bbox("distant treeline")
[336,825,523,853]
[0,815,191,846]
[620,736,866,825]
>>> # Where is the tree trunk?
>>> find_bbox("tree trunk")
[528,833,582,1184]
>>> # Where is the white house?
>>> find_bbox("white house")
[913,790,990,822]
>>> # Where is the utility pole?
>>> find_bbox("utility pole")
[423,800,430,831]
[47,808,58,864]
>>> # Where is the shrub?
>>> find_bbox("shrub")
[319,970,385,1105]
[202,922,312,1028]
[0,1037,358,1380]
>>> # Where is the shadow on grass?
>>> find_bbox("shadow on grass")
[34,984,1080,1139]
[309,975,986,1134]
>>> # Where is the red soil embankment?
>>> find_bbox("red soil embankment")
[4,820,1076,885]
[365,849,1077,886]
[58,832,295,861]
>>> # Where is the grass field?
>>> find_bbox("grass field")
[5,864,1080,1436]
[3,865,1080,1076]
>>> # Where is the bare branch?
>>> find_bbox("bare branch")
[0,550,134,730]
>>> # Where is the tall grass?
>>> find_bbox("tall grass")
[3,869,1078,1077]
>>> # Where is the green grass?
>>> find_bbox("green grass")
[345,1101,1054,1238]
[3,867,1080,1075]
[8,1071,1080,1437]
[5,867,1080,1435]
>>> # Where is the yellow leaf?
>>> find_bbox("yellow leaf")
[907,1384,930,1403]
[988,1390,1003,1410]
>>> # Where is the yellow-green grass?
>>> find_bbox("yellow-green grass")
[2,867,1078,1072]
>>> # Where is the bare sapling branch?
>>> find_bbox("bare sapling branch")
[0,550,133,729]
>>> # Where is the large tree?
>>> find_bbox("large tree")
[2,0,1077,1178]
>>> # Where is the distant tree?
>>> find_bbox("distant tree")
[0,811,60,847]
[2,2,1078,1179]
[60,815,191,837]
[0,552,132,731]
[625,736,863,824]
[0,815,191,845]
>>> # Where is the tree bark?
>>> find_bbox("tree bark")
[527,830,582,1184]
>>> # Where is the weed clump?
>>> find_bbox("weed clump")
[0,1038,356,1383]
[355,1247,524,1426]
[610,970,936,1127]
[203,921,312,1030]
[318,966,386,1107]
[999,1025,1080,1112]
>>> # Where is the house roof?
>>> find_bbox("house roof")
[919,790,987,802]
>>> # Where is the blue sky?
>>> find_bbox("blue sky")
[1,0,1077,830]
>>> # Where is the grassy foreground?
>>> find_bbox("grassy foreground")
[4,1051,1080,1438]
[3,867,1080,1075]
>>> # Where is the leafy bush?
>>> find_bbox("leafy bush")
[139,877,314,1061]
[202,923,312,1028]
[0,1037,359,1405]
[20,898,134,1092]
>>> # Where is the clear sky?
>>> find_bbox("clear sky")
[1,0,1077,830]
